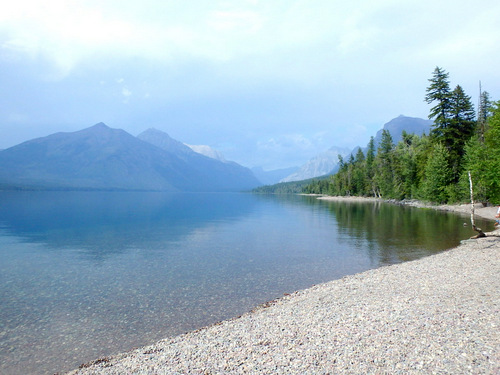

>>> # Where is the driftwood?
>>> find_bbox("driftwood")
[468,171,486,239]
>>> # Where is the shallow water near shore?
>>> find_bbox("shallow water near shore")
[0,191,493,375]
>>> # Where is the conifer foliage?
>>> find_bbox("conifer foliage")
[304,67,499,204]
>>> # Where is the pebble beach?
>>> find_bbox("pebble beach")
[68,200,500,374]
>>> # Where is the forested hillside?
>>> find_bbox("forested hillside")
[253,177,325,194]
[304,67,500,204]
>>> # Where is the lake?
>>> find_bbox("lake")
[0,191,492,374]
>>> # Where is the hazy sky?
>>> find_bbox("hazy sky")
[1,0,499,169]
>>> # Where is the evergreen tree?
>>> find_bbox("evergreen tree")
[352,148,366,195]
[425,68,476,184]
[425,66,452,138]
[446,84,476,181]
[477,89,492,143]
[365,137,377,196]
[374,130,394,198]
[414,134,432,188]
[346,154,355,195]
[393,131,418,199]
[483,101,500,203]
[421,143,452,203]
[461,137,488,202]
[332,155,348,196]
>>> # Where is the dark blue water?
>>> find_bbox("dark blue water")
[0,192,492,374]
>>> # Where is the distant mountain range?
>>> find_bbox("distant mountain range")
[280,115,432,182]
[280,146,351,182]
[251,166,299,186]
[0,123,260,191]
[185,144,227,163]
[0,116,433,191]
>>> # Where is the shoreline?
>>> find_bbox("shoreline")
[317,195,498,222]
[69,199,500,374]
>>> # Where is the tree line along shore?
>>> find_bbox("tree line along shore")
[300,67,499,206]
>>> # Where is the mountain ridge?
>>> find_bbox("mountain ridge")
[185,144,228,163]
[0,123,260,191]
[280,146,351,182]
[137,128,260,189]
[373,115,432,146]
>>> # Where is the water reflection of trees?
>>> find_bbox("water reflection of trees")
[324,201,491,266]
[253,194,492,266]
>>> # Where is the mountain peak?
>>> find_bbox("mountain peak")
[91,122,110,129]
[140,128,169,136]
[75,122,122,139]
[78,122,114,135]
[137,128,194,156]
[374,115,432,146]
[0,123,260,191]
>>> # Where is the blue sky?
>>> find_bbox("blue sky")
[1,0,499,169]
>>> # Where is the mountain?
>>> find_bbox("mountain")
[185,144,227,163]
[182,144,298,185]
[0,123,260,191]
[280,146,351,182]
[373,115,432,146]
[251,166,299,185]
[137,128,260,190]
[135,127,194,157]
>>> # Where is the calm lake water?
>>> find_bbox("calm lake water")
[0,191,492,374]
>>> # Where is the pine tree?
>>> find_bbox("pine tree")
[446,84,476,181]
[425,67,476,184]
[374,130,394,198]
[393,131,418,199]
[425,66,452,139]
[483,101,500,203]
[477,88,492,143]
[365,137,377,196]
[346,154,355,195]
[352,148,366,195]
[422,143,452,203]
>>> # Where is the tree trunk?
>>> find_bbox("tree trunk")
[469,171,486,238]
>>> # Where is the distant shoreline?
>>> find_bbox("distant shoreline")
[69,199,500,374]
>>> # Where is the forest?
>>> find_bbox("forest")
[303,67,500,205]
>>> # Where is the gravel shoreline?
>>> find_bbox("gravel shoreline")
[68,200,500,375]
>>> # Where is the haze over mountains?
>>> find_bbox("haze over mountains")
[251,166,299,186]
[0,123,260,191]
[0,116,433,191]
[280,115,432,182]
[280,146,351,182]
[185,144,227,163]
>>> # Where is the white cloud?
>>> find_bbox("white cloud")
[0,1,138,75]
[2,0,499,83]
[122,88,132,97]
